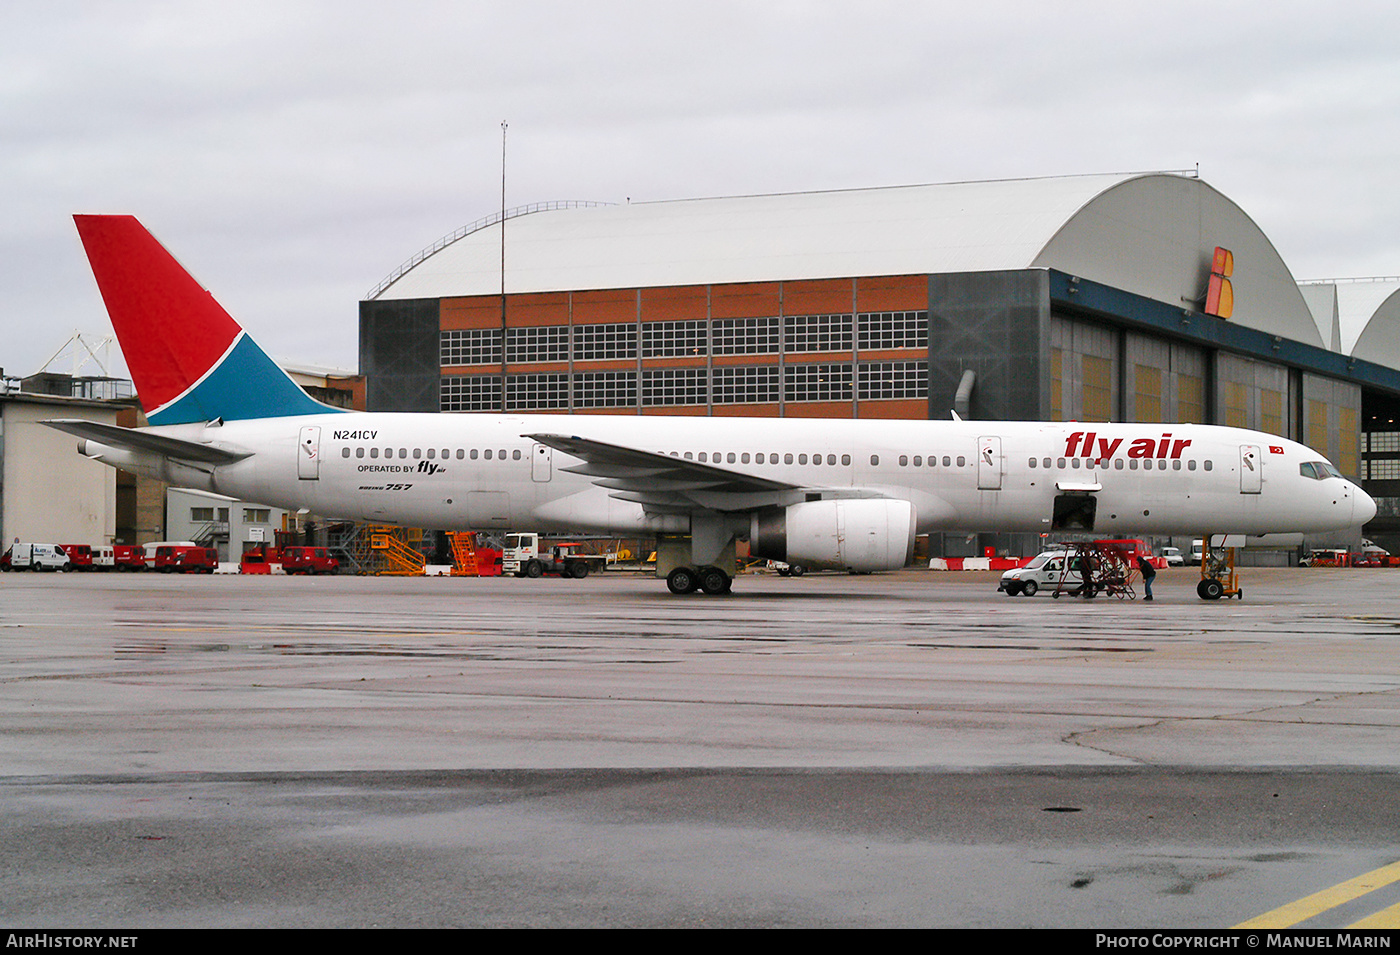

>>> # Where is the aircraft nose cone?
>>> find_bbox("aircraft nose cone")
[1355,484,1378,525]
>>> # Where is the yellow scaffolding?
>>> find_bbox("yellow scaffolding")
[367,525,426,576]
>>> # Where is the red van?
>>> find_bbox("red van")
[61,544,95,570]
[154,545,218,573]
[281,546,339,575]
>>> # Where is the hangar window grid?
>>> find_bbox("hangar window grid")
[1366,459,1400,481]
[506,373,570,411]
[506,327,570,364]
[642,320,708,358]
[441,374,502,412]
[642,367,708,406]
[574,371,637,408]
[785,362,853,403]
[784,313,853,353]
[441,329,502,366]
[574,323,637,361]
[713,365,780,404]
[712,316,780,355]
[857,311,929,350]
[857,360,929,401]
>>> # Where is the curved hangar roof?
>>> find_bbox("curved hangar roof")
[1301,278,1400,367]
[375,172,1323,348]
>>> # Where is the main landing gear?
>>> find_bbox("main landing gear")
[666,566,733,596]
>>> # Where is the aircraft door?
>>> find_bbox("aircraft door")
[532,443,552,482]
[977,436,1003,490]
[298,426,321,480]
[1239,444,1261,494]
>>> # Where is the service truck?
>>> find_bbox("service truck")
[502,533,610,579]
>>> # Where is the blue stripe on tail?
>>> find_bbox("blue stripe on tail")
[146,334,346,426]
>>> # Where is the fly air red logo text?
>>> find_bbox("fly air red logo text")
[1064,432,1193,460]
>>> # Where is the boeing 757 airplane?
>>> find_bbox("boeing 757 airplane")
[45,215,1375,596]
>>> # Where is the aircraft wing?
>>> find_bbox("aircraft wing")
[525,431,800,512]
[42,419,254,465]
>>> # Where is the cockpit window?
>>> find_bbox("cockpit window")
[1300,461,1344,480]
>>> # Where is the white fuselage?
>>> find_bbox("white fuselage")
[147,414,1373,539]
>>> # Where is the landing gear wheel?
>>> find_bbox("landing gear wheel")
[789,564,805,577]
[667,567,699,595]
[699,567,731,595]
[1197,578,1224,600]
[525,560,543,578]
[1021,580,1038,597]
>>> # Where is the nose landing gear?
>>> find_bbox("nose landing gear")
[1198,534,1243,600]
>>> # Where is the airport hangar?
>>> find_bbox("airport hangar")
[358,171,1400,560]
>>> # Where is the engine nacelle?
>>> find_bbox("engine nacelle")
[749,498,916,572]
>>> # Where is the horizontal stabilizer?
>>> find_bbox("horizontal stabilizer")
[41,419,253,465]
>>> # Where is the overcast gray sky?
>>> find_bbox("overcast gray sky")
[4,0,1398,379]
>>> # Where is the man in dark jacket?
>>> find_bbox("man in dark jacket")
[1135,555,1157,601]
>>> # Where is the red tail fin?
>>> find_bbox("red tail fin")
[74,215,242,413]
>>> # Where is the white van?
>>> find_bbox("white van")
[2,543,72,572]
[998,550,1091,597]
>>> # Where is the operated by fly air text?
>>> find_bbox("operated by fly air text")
[45,216,1375,596]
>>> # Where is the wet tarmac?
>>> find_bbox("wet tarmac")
[2,567,1398,927]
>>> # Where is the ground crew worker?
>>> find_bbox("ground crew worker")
[1136,554,1157,601]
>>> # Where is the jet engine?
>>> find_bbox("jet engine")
[749,498,916,572]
